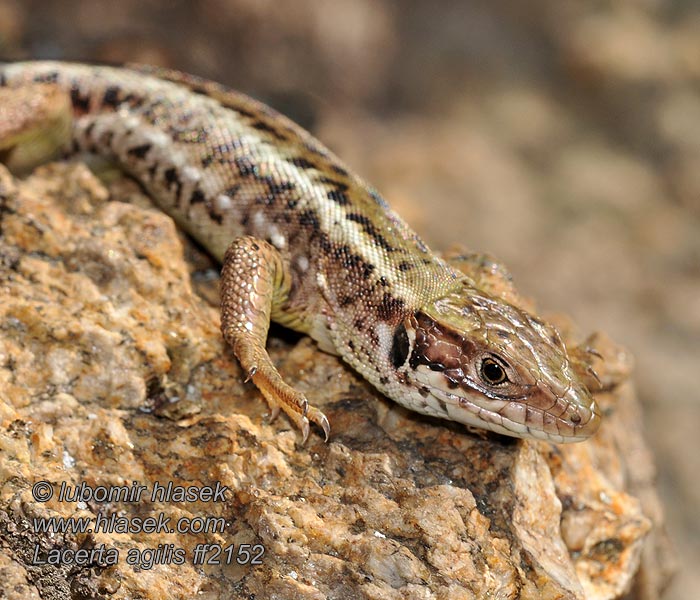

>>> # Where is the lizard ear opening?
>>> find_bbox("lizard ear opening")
[390,321,410,369]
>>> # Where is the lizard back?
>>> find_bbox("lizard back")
[0,61,462,334]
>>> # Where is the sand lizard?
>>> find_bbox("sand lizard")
[0,61,600,443]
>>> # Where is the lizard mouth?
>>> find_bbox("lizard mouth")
[436,385,599,443]
[408,366,601,443]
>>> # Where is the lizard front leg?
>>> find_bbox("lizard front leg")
[220,236,330,442]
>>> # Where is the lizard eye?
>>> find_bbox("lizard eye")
[480,357,508,386]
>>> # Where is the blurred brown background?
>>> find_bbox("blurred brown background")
[1,1,698,597]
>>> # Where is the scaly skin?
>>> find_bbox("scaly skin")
[0,61,600,443]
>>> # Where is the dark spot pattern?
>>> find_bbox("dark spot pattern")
[391,322,410,369]
[234,107,256,119]
[377,293,405,321]
[298,209,321,231]
[190,189,206,204]
[163,167,182,200]
[267,181,295,195]
[255,193,276,207]
[332,246,367,274]
[33,71,59,83]
[345,213,396,253]
[127,144,152,159]
[287,157,316,170]
[362,264,376,280]
[234,156,257,177]
[318,177,350,206]
[252,120,287,141]
[70,87,90,112]
[223,184,240,199]
[327,189,350,205]
[303,142,327,157]
[102,85,121,108]
[331,164,349,177]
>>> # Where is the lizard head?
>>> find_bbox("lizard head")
[392,285,601,443]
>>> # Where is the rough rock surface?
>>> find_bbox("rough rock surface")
[0,163,672,599]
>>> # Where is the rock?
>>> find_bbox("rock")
[0,163,672,599]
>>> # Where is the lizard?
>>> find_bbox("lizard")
[0,61,601,444]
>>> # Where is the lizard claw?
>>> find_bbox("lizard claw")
[300,417,311,445]
[244,366,257,384]
[297,410,330,444]
[268,404,281,422]
[586,364,602,387]
[318,413,331,442]
[585,346,604,360]
[306,406,331,442]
